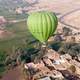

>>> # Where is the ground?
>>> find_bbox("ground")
[0,67,22,80]
[1,0,80,80]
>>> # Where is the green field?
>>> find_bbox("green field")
[0,21,33,54]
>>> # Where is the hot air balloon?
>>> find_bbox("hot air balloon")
[27,11,58,44]
[27,11,58,62]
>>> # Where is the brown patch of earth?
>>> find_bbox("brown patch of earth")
[0,29,13,39]
[0,67,21,80]
[61,10,80,31]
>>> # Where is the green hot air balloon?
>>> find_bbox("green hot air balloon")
[27,11,58,62]
[27,11,58,44]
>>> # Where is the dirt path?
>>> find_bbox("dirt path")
[1,67,21,80]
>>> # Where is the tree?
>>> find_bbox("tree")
[54,34,63,42]
[0,51,7,77]
[58,43,80,60]
[0,51,7,65]
[62,27,72,36]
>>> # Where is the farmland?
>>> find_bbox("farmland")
[0,20,33,54]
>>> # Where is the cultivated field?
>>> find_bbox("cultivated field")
[0,21,33,54]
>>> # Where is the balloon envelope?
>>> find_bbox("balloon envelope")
[27,11,58,43]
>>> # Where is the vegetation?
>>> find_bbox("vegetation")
[58,43,80,60]
[0,42,38,77]
[62,27,72,36]
[0,51,7,64]
[0,21,34,54]
[0,51,7,77]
